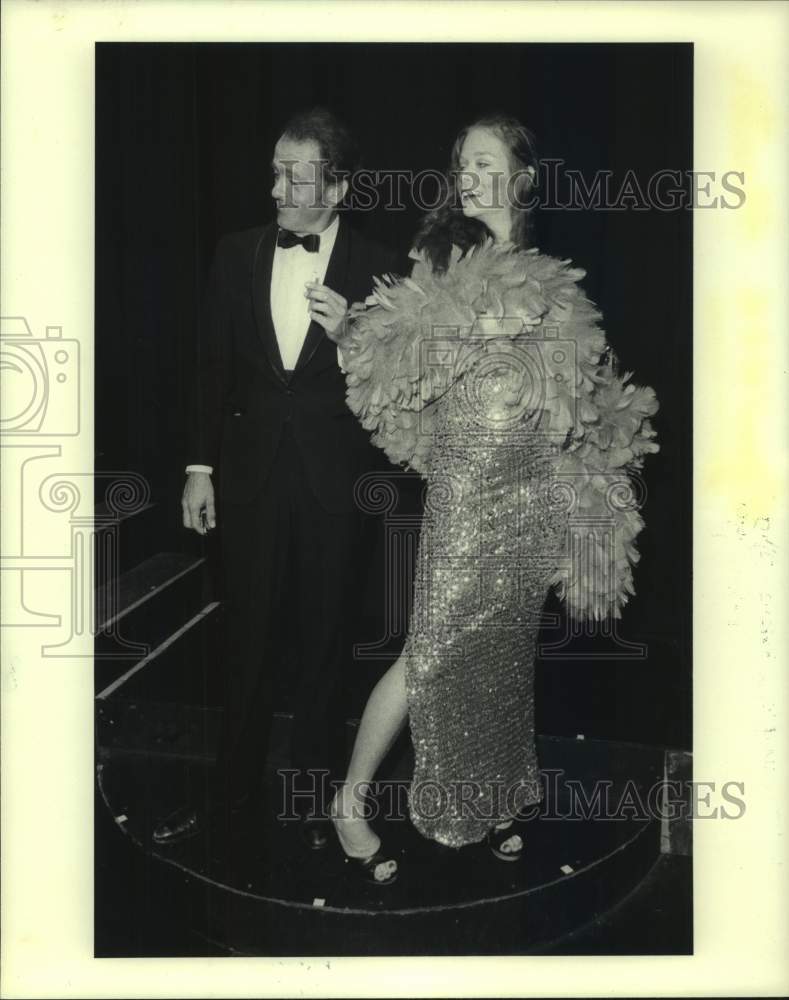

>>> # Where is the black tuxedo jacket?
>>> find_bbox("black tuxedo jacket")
[191,218,399,513]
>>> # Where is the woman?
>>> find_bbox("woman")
[324,115,660,885]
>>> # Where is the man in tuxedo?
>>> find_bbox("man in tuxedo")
[153,108,398,851]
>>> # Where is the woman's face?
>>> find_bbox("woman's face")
[456,127,513,226]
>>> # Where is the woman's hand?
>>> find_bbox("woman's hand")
[305,281,348,335]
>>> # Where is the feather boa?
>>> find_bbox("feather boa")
[333,240,660,622]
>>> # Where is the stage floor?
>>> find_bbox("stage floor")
[95,736,692,956]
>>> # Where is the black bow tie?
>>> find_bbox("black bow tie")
[277,229,320,253]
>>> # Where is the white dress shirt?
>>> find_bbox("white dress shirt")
[270,214,339,370]
[186,216,342,476]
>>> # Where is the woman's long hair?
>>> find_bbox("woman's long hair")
[414,114,539,273]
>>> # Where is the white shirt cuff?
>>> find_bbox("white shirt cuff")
[185,464,213,474]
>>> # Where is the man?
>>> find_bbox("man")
[153,108,398,851]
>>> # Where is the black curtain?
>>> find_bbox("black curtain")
[96,42,692,748]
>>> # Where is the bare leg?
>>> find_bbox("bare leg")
[332,653,523,861]
[331,654,408,856]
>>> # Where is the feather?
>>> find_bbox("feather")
[337,241,659,618]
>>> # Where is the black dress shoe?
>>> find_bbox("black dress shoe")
[152,805,202,846]
[299,818,330,851]
[152,794,251,845]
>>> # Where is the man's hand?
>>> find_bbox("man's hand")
[305,281,348,335]
[182,472,216,535]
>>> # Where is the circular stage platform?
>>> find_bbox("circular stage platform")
[96,734,667,956]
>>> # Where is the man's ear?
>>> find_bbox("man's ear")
[326,176,349,208]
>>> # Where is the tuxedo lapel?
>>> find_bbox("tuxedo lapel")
[251,224,289,386]
[294,216,351,374]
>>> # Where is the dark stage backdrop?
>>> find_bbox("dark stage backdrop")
[95,42,692,749]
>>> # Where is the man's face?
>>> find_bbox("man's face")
[270,135,340,234]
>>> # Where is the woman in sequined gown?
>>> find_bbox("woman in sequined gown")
[328,116,551,881]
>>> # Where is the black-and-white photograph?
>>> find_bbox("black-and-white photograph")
[4,1,789,994]
[91,40,694,957]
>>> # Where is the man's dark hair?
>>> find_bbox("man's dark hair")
[280,107,361,186]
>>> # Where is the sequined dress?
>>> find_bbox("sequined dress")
[334,240,660,848]
[402,366,568,846]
